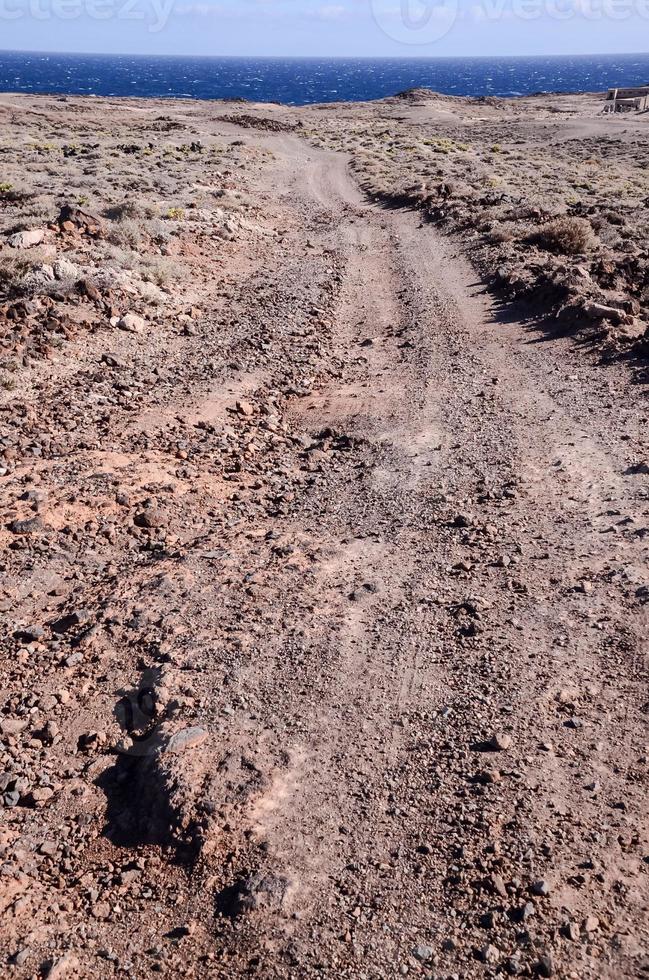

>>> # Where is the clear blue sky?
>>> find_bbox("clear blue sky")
[2,0,648,57]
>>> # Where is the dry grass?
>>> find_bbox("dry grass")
[105,199,145,222]
[528,216,597,255]
[0,253,35,296]
[107,218,143,249]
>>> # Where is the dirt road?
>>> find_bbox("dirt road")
[2,123,647,979]
[211,132,649,979]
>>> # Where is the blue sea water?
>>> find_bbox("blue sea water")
[0,50,648,104]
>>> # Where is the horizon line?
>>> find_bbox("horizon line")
[0,47,648,61]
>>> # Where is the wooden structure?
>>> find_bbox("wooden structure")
[604,86,649,113]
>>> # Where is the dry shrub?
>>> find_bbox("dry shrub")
[105,243,137,271]
[104,200,142,221]
[139,256,182,287]
[529,216,596,255]
[488,227,515,244]
[0,251,48,296]
[146,217,170,245]
[107,218,142,249]
[0,184,34,204]
[19,200,52,221]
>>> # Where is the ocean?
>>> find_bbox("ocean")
[0,50,648,104]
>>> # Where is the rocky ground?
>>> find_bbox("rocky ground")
[0,92,647,979]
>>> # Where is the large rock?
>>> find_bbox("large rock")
[7,228,45,248]
[58,204,103,236]
[53,257,80,280]
[118,312,146,333]
[582,300,633,326]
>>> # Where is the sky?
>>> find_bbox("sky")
[0,0,648,57]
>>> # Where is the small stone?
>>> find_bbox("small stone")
[565,717,583,729]
[78,278,102,302]
[47,953,79,979]
[557,688,576,705]
[478,767,502,784]
[20,625,45,641]
[564,921,580,942]
[51,608,91,633]
[78,731,106,752]
[536,951,554,977]
[478,943,500,964]
[165,727,208,754]
[233,872,289,914]
[505,956,523,976]
[134,508,163,529]
[53,257,79,280]
[488,873,508,898]
[583,915,599,933]
[488,732,513,751]
[236,400,254,417]
[101,353,126,369]
[531,880,551,897]
[0,717,28,735]
[517,901,536,921]
[29,787,54,805]
[9,515,44,535]
[412,945,433,962]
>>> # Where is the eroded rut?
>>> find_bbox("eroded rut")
[2,130,647,979]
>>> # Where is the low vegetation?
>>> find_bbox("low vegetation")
[528,216,596,255]
[304,88,648,353]
[0,98,265,367]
